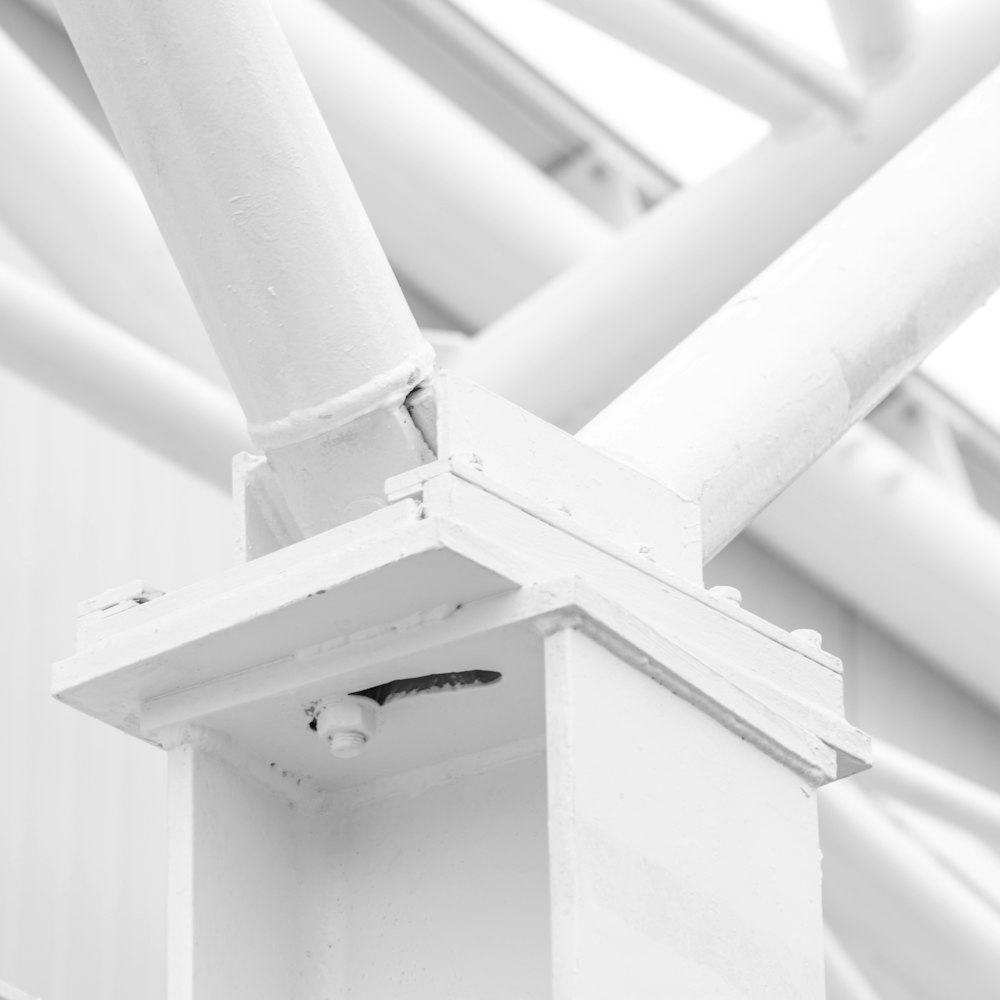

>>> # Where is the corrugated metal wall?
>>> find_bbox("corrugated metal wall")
[0,366,232,1000]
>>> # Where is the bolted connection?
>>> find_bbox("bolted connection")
[312,695,379,759]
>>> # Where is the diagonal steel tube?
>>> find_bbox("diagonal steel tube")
[581,63,1000,557]
[457,0,1000,436]
[54,0,434,536]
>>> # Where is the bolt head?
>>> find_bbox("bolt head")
[792,628,823,648]
[709,585,742,606]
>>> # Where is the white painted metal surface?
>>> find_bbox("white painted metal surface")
[666,0,864,118]
[753,424,1000,715]
[543,0,826,125]
[0,0,113,144]
[0,263,248,487]
[458,0,1000,430]
[862,740,1000,844]
[582,63,1000,556]
[0,979,39,1000]
[53,373,865,998]
[272,0,612,328]
[821,783,1000,998]
[824,928,883,1000]
[55,0,435,536]
[827,0,914,78]
[546,628,827,998]
[0,24,218,377]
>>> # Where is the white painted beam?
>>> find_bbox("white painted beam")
[824,928,883,1000]
[542,0,824,126]
[752,424,1000,718]
[821,783,1000,998]
[18,0,611,332]
[271,0,611,329]
[458,0,1000,432]
[862,739,1000,846]
[0,219,57,287]
[581,63,1000,557]
[666,0,864,119]
[0,25,219,378]
[827,0,914,79]
[334,0,677,201]
[0,0,113,144]
[55,0,435,536]
[0,979,38,1000]
[0,262,249,487]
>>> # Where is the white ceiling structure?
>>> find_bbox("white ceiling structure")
[2,0,1000,997]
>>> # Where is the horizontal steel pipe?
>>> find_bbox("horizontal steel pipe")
[581,63,1000,556]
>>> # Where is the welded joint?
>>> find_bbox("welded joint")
[246,346,435,452]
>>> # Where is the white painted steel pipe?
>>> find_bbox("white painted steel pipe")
[0,219,57,287]
[0,25,218,377]
[18,0,611,332]
[0,263,248,487]
[666,0,865,118]
[54,0,431,434]
[0,978,37,1000]
[862,741,1000,845]
[827,0,914,79]
[820,783,1000,998]
[753,426,1000,716]
[271,0,611,329]
[542,0,822,126]
[581,63,1000,557]
[55,0,435,534]
[459,0,1000,433]
[824,928,883,1000]
[0,0,114,144]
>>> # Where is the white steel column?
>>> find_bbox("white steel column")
[55,373,867,999]
[581,63,1000,557]
[458,0,1000,431]
[55,0,434,536]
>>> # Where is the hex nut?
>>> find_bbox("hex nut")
[313,696,378,759]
